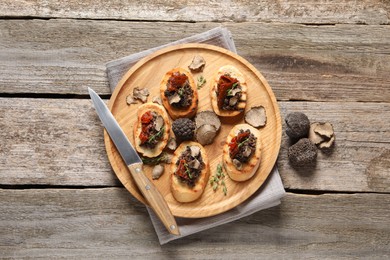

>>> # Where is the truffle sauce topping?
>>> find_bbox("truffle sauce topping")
[216,74,242,111]
[164,72,193,109]
[174,146,205,187]
[139,111,165,149]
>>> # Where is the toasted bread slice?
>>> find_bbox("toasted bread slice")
[222,124,261,182]
[210,65,247,117]
[170,141,210,203]
[133,103,171,158]
[160,68,198,120]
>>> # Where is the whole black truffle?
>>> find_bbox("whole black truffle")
[285,112,310,139]
[288,138,317,166]
[172,118,196,141]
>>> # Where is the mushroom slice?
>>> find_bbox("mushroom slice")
[196,124,217,146]
[152,164,164,180]
[319,135,335,149]
[152,95,162,105]
[168,92,181,104]
[154,115,164,131]
[133,87,149,103]
[227,87,241,97]
[242,146,252,158]
[190,145,200,157]
[313,122,334,140]
[126,95,137,105]
[195,110,221,132]
[188,159,201,169]
[232,159,242,170]
[188,55,206,72]
[245,106,267,128]
[309,122,324,145]
[229,96,238,106]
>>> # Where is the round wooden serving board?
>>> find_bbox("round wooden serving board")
[105,43,282,218]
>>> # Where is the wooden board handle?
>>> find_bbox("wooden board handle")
[128,163,180,236]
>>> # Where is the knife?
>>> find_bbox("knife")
[88,87,180,236]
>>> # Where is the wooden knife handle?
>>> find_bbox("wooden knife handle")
[128,163,180,236]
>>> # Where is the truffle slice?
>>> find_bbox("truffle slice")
[133,87,149,103]
[188,55,206,72]
[245,106,267,128]
[195,110,221,132]
[285,112,310,139]
[309,122,335,150]
[196,124,217,146]
[288,138,317,166]
[126,95,137,105]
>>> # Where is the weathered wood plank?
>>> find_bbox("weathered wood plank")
[0,20,389,102]
[0,0,389,25]
[0,188,389,258]
[1,98,389,192]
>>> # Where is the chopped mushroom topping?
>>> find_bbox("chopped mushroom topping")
[154,116,164,131]
[168,92,181,105]
[232,159,242,170]
[190,145,200,157]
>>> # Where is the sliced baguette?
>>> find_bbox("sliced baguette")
[133,103,171,158]
[210,65,247,117]
[222,124,261,182]
[160,67,198,120]
[170,141,210,203]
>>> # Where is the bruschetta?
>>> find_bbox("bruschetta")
[222,124,261,182]
[210,65,247,117]
[170,141,210,203]
[133,103,171,158]
[160,67,198,120]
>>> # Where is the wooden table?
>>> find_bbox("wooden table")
[1,1,389,258]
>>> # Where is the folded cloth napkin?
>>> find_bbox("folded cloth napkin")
[105,27,286,245]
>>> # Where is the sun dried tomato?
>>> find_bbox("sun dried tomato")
[229,131,250,158]
[139,111,154,144]
[217,75,239,108]
[141,111,153,124]
[175,159,189,180]
[167,72,188,92]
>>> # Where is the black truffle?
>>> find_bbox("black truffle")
[288,138,317,166]
[172,118,196,141]
[285,112,310,139]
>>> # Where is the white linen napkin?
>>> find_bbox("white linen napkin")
[105,27,286,245]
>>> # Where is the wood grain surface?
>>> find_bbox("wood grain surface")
[0,0,389,257]
[0,20,389,103]
[1,188,389,258]
[106,44,281,217]
[1,0,389,25]
[1,98,388,193]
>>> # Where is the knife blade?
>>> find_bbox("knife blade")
[88,87,180,236]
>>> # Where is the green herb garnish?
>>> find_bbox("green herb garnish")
[141,152,169,165]
[197,76,206,89]
[209,163,228,196]
[148,126,165,143]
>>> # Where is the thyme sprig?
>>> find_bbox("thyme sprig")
[197,76,206,89]
[148,126,165,143]
[141,152,169,165]
[209,163,227,195]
